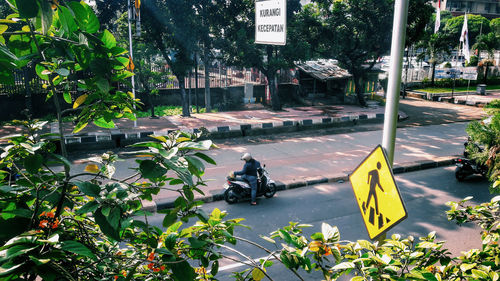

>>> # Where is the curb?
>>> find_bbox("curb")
[406,90,493,107]
[62,113,388,151]
[145,155,459,212]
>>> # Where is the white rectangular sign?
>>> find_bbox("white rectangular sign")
[462,67,478,80]
[255,0,286,45]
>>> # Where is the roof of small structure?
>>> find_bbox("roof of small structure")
[296,59,351,81]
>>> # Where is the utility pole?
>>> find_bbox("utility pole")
[379,0,409,243]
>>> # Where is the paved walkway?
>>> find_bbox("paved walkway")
[1,90,497,147]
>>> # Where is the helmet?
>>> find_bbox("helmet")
[241,153,252,161]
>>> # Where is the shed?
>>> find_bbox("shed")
[296,59,351,102]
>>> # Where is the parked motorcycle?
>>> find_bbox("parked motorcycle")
[455,138,488,181]
[455,158,488,181]
[223,165,277,204]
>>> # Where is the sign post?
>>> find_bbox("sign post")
[349,145,408,240]
[255,0,286,45]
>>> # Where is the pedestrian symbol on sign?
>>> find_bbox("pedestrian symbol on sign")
[349,145,407,240]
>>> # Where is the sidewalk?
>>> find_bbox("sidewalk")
[407,89,500,106]
[6,103,400,150]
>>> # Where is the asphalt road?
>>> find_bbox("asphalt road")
[70,122,471,205]
[144,166,493,281]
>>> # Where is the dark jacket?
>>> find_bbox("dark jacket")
[234,159,261,177]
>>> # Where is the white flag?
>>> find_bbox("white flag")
[460,14,470,62]
[434,0,441,33]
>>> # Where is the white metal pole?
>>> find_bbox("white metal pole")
[382,0,409,165]
[128,0,137,127]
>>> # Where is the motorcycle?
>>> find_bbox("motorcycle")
[455,138,488,181]
[455,158,488,181]
[223,165,277,204]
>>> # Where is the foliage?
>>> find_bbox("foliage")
[310,0,393,107]
[0,121,229,279]
[0,0,137,134]
[466,99,500,193]
[492,18,500,36]
[445,14,490,48]
[405,0,434,47]
[219,0,308,111]
[247,194,499,281]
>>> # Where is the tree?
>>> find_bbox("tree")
[415,10,455,86]
[445,14,490,49]
[473,32,499,84]
[491,18,500,36]
[314,0,393,107]
[194,0,228,113]
[219,0,308,111]
[0,0,137,157]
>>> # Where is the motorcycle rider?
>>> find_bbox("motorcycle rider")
[233,153,261,205]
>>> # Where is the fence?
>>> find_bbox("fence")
[1,65,297,96]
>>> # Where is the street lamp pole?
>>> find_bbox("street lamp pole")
[382,0,409,166]
[379,0,409,243]
[127,0,137,127]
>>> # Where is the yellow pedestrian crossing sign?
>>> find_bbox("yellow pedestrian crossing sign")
[349,145,407,240]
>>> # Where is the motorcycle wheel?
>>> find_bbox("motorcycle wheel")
[264,183,276,198]
[224,187,238,204]
[455,168,468,181]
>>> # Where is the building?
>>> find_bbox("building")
[441,0,499,19]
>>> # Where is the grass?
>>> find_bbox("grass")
[136,106,217,118]
[414,84,500,93]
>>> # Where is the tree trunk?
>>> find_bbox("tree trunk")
[268,71,281,111]
[483,64,489,84]
[266,46,281,111]
[203,46,211,112]
[353,75,367,107]
[431,61,436,86]
[179,76,190,117]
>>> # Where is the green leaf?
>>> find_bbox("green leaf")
[471,269,489,279]
[75,182,101,197]
[73,121,88,133]
[55,68,70,76]
[0,262,24,276]
[60,240,96,260]
[101,29,116,49]
[211,260,219,276]
[63,91,72,104]
[23,154,43,173]
[76,201,99,215]
[178,140,213,151]
[162,211,178,228]
[107,207,121,229]
[188,237,207,248]
[94,208,121,241]
[67,1,99,34]
[93,117,115,129]
[35,64,49,81]
[57,6,77,35]
[196,209,209,223]
[49,153,71,169]
[39,0,53,35]
[194,152,216,165]
[0,25,7,34]
[331,262,355,270]
[139,160,167,180]
[170,260,196,281]
[185,155,205,174]
[96,78,110,93]
[17,0,38,18]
